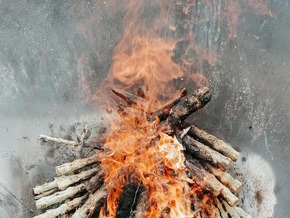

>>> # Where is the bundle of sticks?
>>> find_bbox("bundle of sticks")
[33,86,251,218]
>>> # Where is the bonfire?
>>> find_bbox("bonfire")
[32,0,272,217]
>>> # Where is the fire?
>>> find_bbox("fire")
[93,0,273,217]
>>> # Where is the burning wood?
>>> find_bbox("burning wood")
[33,86,251,218]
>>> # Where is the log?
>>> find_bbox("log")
[189,125,240,161]
[35,184,86,209]
[39,134,79,146]
[33,194,87,218]
[147,87,187,122]
[220,185,239,207]
[167,86,211,125]
[116,182,143,218]
[220,199,240,218]
[204,163,242,195]
[34,189,57,200]
[111,88,148,108]
[185,160,223,197]
[235,207,252,218]
[71,186,107,218]
[183,135,232,170]
[214,198,228,218]
[133,190,148,218]
[56,152,99,176]
[85,171,104,193]
[33,167,99,194]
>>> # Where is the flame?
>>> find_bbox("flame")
[88,0,274,217]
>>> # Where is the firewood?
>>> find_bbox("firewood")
[183,135,232,170]
[220,185,239,207]
[56,152,99,176]
[220,199,240,218]
[34,189,57,200]
[35,184,86,209]
[147,87,187,122]
[39,134,79,146]
[214,198,227,218]
[33,194,87,218]
[116,182,143,218]
[111,88,148,108]
[185,160,223,196]
[204,163,242,195]
[134,190,148,218]
[71,186,107,218]
[235,207,252,218]
[85,171,104,193]
[33,167,100,195]
[189,125,240,161]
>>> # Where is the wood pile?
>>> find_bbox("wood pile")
[33,87,251,218]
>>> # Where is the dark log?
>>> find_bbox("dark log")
[182,135,232,170]
[85,172,104,194]
[116,182,144,218]
[147,87,187,122]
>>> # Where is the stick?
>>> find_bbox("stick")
[214,198,228,218]
[220,199,240,218]
[85,171,104,193]
[33,194,87,218]
[71,186,107,218]
[185,160,223,196]
[183,135,232,170]
[35,184,86,209]
[189,125,240,161]
[204,163,242,195]
[56,152,99,176]
[39,134,79,146]
[34,189,57,200]
[147,87,187,122]
[220,185,239,207]
[76,124,90,157]
[111,88,148,108]
[134,190,148,218]
[235,207,252,218]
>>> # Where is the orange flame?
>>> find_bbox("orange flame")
[90,0,273,217]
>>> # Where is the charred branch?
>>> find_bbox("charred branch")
[71,186,107,218]
[116,182,144,218]
[147,87,187,122]
[111,88,148,108]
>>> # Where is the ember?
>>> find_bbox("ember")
[31,0,272,217]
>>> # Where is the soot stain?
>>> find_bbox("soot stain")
[254,190,263,206]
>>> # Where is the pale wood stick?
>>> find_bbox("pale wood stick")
[33,181,57,195]
[183,135,232,170]
[214,198,228,218]
[55,167,100,190]
[189,125,240,161]
[71,186,107,218]
[56,152,99,176]
[235,207,252,218]
[33,167,99,194]
[33,194,87,218]
[39,134,78,146]
[220,185,239,207]
[205,163,242,195]
[34,189,57,200]
[35,184,86,209]
[221,199,240,218]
